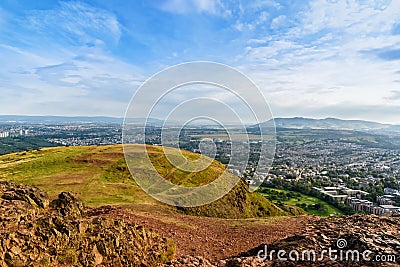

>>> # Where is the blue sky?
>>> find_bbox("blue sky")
[1,0,400,123]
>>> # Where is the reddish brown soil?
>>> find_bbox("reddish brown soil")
[68,151,124,167]
[88,206,309,261]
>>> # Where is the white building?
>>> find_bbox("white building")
[0,132,9,138]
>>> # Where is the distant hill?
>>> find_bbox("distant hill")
[251,117,400,134]
[2,115,399,133]
[0,115,163,125]
[0,144,285,219]
[0,115,123,124]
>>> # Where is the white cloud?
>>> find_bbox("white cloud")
[291,0,399,37]
[245,40,302,61]
[270,15,286,30]
[247,38,269,45]
[158,0,226,16]
[258,11,268,23]
[231,4,272,33]
[249,0,282,10]
[195,0,218,13]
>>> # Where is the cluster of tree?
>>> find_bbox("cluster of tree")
[0,136,56,155]
[382,176,400,190]
[297,202,327,213]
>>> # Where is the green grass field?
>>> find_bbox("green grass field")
[258,188,343,216]
[0,145,163,209]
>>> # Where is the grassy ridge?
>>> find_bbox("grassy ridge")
[0,145,158,208]
[0,144,286,218]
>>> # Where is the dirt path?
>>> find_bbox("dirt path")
[88,206,309,261]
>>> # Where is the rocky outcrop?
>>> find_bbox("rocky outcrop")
[239,214,400,266]
[161,214,400,267]
[0,182,174,266]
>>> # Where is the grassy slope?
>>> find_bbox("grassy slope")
[0,145,158,208]
[145,145,226,187]
[0,144,285,218]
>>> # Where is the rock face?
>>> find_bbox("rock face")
[161,214,400,267]
[0,182,174,267]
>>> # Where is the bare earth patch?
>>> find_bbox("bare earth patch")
[88,206,308,261]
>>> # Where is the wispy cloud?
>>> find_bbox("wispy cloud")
[25,1,121,46]
[157,0,227,16]
[270,15,286,30]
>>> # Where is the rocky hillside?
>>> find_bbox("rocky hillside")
[162,214,400,266]
[0,182,174,266]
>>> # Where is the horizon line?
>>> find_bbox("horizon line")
[0,114,398,126]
